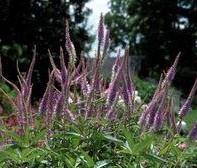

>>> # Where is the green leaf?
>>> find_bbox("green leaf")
[21,148,46,162]
[94,160,110,168]
[121,141,132,154]
[64,154,76,168]
[122,128,134,149]
[104,134,123,143]
[0,151,9,163]
[133,135,153,154]
[66,132,83,138]
[159,141,173,155]
[0,148,21,163]
[80,151,94,167]
[146,153,168,163]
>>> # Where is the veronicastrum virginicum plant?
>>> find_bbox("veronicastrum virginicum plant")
[0,14,197,142]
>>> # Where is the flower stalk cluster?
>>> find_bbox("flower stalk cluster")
[0,46,36,129]
[0,15,196,140]
[138,54,197,133]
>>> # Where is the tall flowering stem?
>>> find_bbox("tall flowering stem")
[189,122,197,140]
[102,29,110,61]
[139,52,181,132]
[151,87,168,131]
[97,13,104,57]
[38,70,58,126]
[111,50,121,81]
[139,86,168,131]
[0,47,36,128]
[178,78,197,118]
[65,21,76,69]
[176,78,197,133]
[161,53,180,88]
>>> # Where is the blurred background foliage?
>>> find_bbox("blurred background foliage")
[105,0,197,95]
[0,0,196,101]
[0,81,16,114]
[0,0,93,99]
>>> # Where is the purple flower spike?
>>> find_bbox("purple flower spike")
[38,71,54,115]
[138,89,165,130]
[188,122,197,140]
[106,92,119,120]
[1,53,36,127]
[26,46,36,86]
[106,81,117,108]
[102,29,110,59]
[167,53,180,80]
[145,105,158,129]
[105,52,126,114]
[138,110,148,128]
[48,49,62,83]
[111,50,121,81]
[106,50,126,104]
[106,110,116,121]
[98,13,104,46]
[138,100,157,129]
[122,74,132,107]
[179,78,197,118]
[54,94,64,117]
[65,21,76,65]
[50,89,61,113]
[80,71,90,96]
[151,88,168,131]
[162,53,180,88]
[151,95,167,131]
[152,111,164,131]
[65,21,72,50]
[122,84,129,106]
[178,100,191,118]
[126,77,134,97]
[60,47,68,84]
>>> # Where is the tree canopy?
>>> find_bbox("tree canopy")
[105,0,197,92]
[0,0,93,98]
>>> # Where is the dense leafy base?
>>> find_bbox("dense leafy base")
[0,117,196,168]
